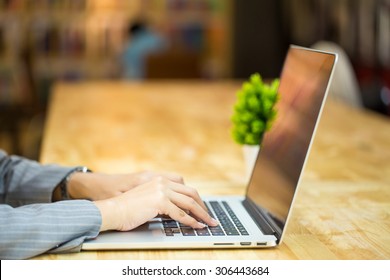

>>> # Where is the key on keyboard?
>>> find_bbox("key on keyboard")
[162,201,248,236]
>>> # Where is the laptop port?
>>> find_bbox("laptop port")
[240,242,251,246]
[257,242,267,246]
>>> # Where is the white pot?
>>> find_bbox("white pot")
[242,144,260,182]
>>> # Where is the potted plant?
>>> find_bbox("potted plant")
[231,73,280,179]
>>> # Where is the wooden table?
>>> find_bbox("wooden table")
[38,81,390,260]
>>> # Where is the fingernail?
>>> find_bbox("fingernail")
[197,222,207,228]
[211,218,219,226]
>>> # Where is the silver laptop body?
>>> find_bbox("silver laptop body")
[82,45,337,250]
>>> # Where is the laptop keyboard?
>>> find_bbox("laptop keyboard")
[163,201,249,237]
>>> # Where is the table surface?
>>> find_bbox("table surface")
[38,81,390,260]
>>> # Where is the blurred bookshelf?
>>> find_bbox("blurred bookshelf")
[0,0,232,105]
[0,0,233,156]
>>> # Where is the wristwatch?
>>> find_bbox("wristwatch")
[59,166,92,200]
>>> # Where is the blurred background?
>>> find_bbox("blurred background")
[0,0,389,160]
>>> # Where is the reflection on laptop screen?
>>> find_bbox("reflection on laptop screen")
[246,46,336,231]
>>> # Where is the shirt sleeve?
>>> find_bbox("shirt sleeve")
[0,150,102,259]
[0,150,74,206]
[0,200,101,260]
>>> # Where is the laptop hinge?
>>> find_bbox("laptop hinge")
[242,199,283,243]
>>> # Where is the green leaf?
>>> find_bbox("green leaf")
[247,96,260,111]
[234,99,246,112]
[251,120,265,134]
[240,111,255,123]
[263,99,272,114]
[236,124,249,134]
[232,131,245,144]
[271,79,280,91]
[250,73,262,85]
[242,82,255,95]
[231,114,241,124]
[244,133,258,145]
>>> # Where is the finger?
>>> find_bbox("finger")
[138,172,184,185]
[158,172,185,184]
[168,191,218,227]
[168,182,207,212]
[164,201,206,229]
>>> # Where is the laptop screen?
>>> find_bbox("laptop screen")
[246,46,336,233]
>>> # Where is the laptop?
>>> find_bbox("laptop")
[82,45,337,250]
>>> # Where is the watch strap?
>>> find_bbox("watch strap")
[59,166,92,200]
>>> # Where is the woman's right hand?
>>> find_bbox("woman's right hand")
[93,176,218,232]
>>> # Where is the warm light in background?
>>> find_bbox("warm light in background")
[0,0,389,158]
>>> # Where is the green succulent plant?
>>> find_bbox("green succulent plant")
[231,73,280,145]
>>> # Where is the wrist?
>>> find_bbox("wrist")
[93,199,119,232]
[68,172,118,200]
[53,167,91,201]
[67,171,94,200]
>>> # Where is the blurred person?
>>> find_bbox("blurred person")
[0,149,217,259]
[122,20,167,79]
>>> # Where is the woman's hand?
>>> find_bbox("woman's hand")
[93,176,218,232]
[67,171,184,201]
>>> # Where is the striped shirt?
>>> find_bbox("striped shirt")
[0,150,101,259]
